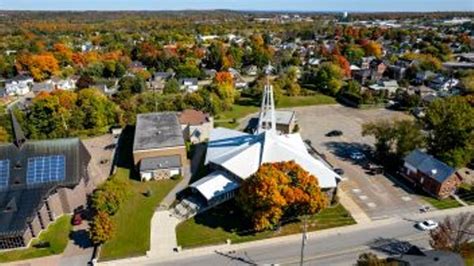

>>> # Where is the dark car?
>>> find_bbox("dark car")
[72,212,83,226]
[334,168,345,175]
[326,130,343,137]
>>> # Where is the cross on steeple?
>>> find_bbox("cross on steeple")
[257,74,276,134]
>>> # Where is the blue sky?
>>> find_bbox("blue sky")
[1,0,473,12]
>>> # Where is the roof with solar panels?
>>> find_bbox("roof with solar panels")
[0,113,91,237]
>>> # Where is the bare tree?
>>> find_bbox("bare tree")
[429,212,474,253]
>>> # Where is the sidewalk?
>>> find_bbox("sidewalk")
[338,189,372,224]
[147,210,180,257]
[99,205,474,266]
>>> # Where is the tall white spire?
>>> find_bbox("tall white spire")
[257,74,276,134]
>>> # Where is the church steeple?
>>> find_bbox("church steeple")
[257,73,276,134]
[10,111,26,149]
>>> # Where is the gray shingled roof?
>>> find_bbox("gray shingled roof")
[139,155,181,171]
[133,112,185,151]
[0,138,91,237]
[404,149,456,183]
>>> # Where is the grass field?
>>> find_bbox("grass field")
[99,125,180,260]
[214,94,336,129]
[421,195,462,209]
[276,94,336,108]
[99,168,179,260]
[0,215,72,263]
[176,201,355,248]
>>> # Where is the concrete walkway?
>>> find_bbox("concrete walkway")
[147,210,181,257]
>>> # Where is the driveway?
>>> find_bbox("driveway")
[296,105,426,220]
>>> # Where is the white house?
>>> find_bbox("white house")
[368,80,399,95]
[5,75,33,96]
[51,77,76,90]
[179,78,199,93]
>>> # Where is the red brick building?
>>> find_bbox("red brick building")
[402,150,462,199]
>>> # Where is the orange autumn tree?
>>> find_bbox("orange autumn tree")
[16,52,60,81]
[362,41,383,58]
[237,161,329,231]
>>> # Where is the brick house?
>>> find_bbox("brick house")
[0,114,91,249]
[133,112,187,181]
[402,150,462,199]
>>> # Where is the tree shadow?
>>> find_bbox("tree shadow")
[69,229,93,249]
[324,141,372,164]
[113,125,139,180]
[368,237,417,256]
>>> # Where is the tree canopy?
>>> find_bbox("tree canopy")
[237,161,328,231]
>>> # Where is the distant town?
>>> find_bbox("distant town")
[0,10,472,266]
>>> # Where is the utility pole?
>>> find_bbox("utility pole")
[300,216,308,266]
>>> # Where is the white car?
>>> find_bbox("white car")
[350,151,365,160]
[417,220,439,231]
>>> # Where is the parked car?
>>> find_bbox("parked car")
[72,212,83,226]
[416,220,438,231]
[350,151,365,160]
[326,130,343,137]
[334,168,345,175]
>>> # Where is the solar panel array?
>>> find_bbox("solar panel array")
[27,155,66,185]
[0,159,9,188]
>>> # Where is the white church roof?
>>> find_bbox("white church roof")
[190,171,239,200]
[205,129,340,188]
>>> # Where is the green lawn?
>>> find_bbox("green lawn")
[276,94,336,108]
[176,201,355,248]
[214,94,336,129]
[214,103,259,129]
[421,195,462,209]
[99,168,179,261]
[0,215,72,263]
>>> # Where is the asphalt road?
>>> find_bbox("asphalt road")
[135,206,472,266]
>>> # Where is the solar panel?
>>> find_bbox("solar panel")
[0,159,9,188]
[27,155,66,185]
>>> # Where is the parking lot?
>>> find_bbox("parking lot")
[295,105,426,220]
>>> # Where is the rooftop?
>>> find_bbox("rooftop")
[179,109,210,126]
[140,155,181,172]
[133,112,185,152]
[404,149,456,183]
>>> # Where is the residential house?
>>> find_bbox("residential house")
[368,80,399,95]
[5,75,33,96]
[402,149,462,199]
[0,114,91,249]
[243,65,258,76]
[369,59,387,81]
[150,72,174,90]
[133,112,187,181]
[429,75,459,91]
[178,109,214,144]
[51,77,76,90]
[414,71,436,85]
[179,78,199,93]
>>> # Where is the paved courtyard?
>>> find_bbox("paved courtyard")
[295,105,427,220]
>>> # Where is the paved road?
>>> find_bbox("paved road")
[102,206,473,266]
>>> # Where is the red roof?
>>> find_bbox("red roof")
[179,109,210,125]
